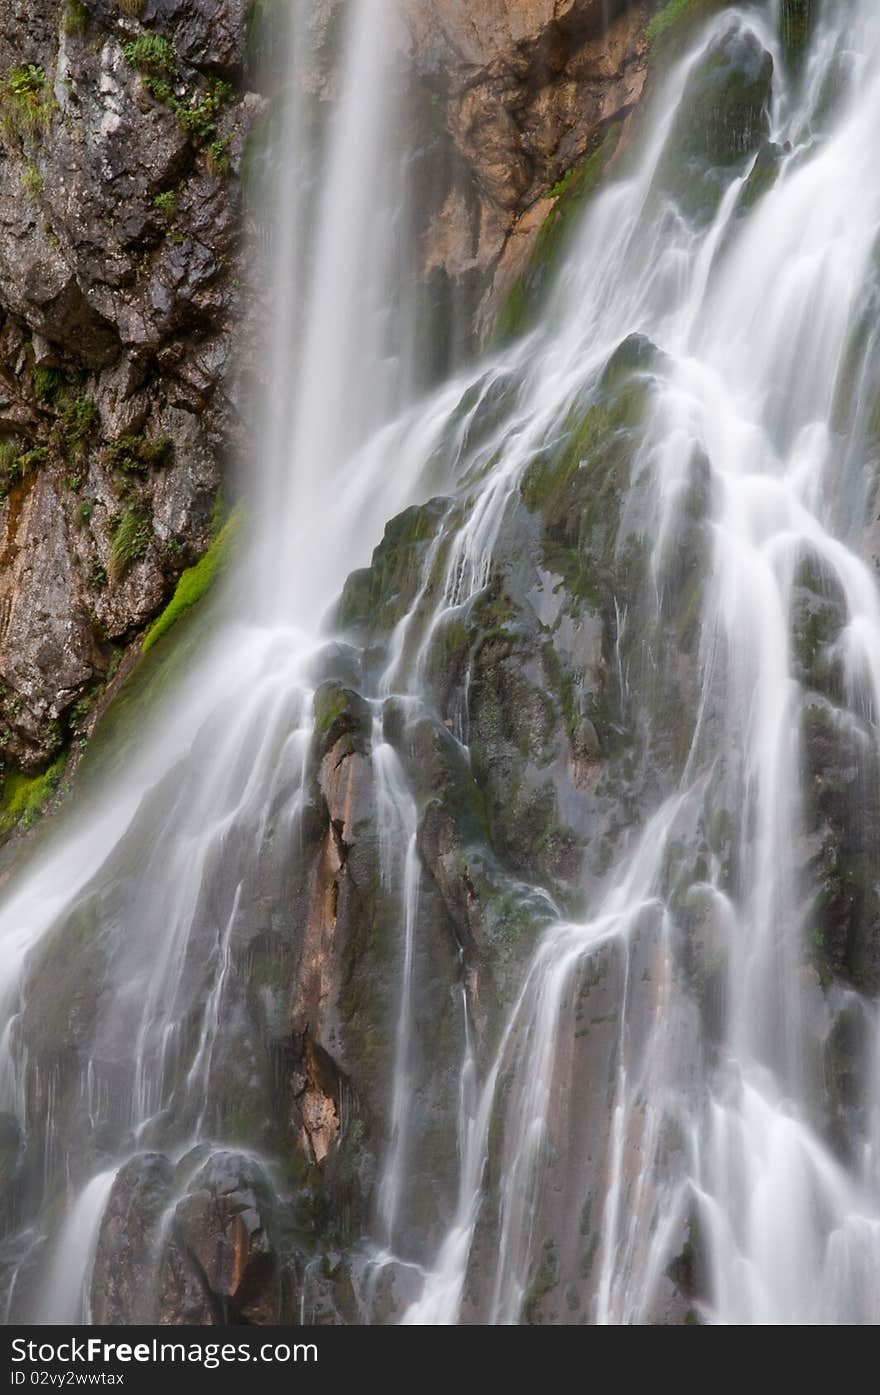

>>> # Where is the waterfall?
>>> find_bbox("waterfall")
[2,0,880,1326]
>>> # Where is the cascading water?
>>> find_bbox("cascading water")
[0,0,432,1324]
[395,0,880,1323]
[2,0,880,1327]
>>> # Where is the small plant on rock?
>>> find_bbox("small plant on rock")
[105,433,172,474]
[21,161,43,197]
[206,138,230,177]
[153,188,176,221]
[1,64,52,137]
[63,2,89,36]
[123,34,175,74]
[34,365,65,404]
[109,508,151,583]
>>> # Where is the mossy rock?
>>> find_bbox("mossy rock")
[736,140,786,216]
[519,334,658,613]
[789,552,846,701]
[312,681,371,759]
[645,0,728,63]
[494,123,624,343]
[802,700,880,992]
[654,24,774,224]
[335,497,450,638]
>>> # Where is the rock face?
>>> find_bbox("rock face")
[0,0,655,786]
[403,0,650,333]
[92,1149,282,1325]
[0,0,254,770]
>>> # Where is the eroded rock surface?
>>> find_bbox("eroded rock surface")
[0,0,254,769]
[403,0,650,332]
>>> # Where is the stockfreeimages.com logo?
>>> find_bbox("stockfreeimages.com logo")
[11,1338,317,1373]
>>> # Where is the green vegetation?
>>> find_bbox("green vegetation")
[1,64,52,138]
[21,161,43,197]
[56,393,100,461]
[142,513,239,653]
[153,188,176,220]
[105,433,172,474]
[34,365,65,403]
[547,169,574,200]
[109,508,151,584]
[74,499,93,526]
[138,50,234,149]
[0,755,65,835]
[645,0,725,58]
[175,78,234,142]
[122,34,175,74]
[63,1,89,36]
[115,0,144,14]
[0,443,48,496]
[206,138,230,176]
[494,124,623,343]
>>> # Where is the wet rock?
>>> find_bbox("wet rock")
[166,1151,280,1324]
[803,700,880,993]
[655,22,774,223]
[91,1153,173,1325]
[313,681,371,761]
[335,497,450,639]
[0,1113,24,1227]
[404,0,649,333]
[780,0,816,69]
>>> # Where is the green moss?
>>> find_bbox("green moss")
[524,1237,560,1322]
[6,445,48,484]
[63,1,89,35]
[646,0,725,59]
[519,358,651,608]
[105,433,172,474]
[206,138,230,176]
[57,393,100,461]
[547,168,575,200]
[142,514,239,653]
[336,497,448,637]
[494,124,623,343]
[109,508,151,584]
[21,161,42,197]
[652,25,774,226]
[0,755,65,834]
[737,142,783,214]
[493,279,529,344]
[34,365,65,404]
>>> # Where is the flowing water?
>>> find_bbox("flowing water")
[2,0,880,1325]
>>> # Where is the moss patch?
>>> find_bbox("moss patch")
[142,513,239,653]
[0,755,65,834]
[494,123,623,343]
[646,0,726,58]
